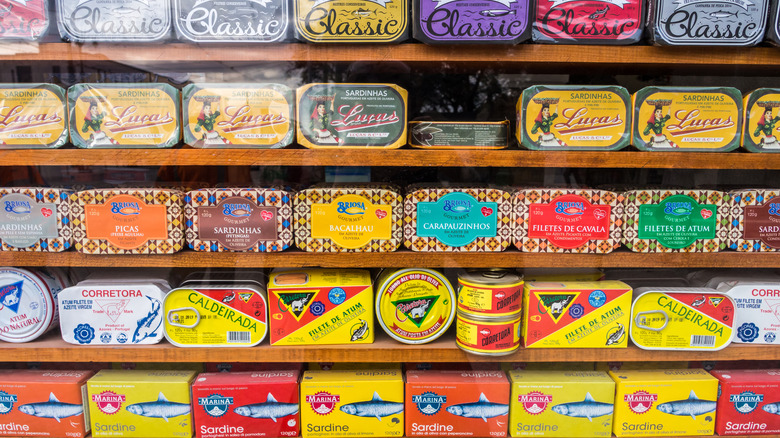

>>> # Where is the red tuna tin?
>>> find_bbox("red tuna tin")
[192,370,300,438]
[713,369,780,435]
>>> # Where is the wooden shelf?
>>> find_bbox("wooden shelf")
[6,331,779,363]
[2,249,780,268]
[2,149,780,169]
[5,43,780,67]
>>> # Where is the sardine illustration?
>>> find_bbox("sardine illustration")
[353,7,374,16]
[18,393,83,423]
[762,402,780,415]
[234,393,298,422]
[113,6,141,15]
[351,319,368,342]
[692,296,706,307]
[606,323,625,346]
[709,9,738,18]
[588,5,609,19]
[126,392,190,422]
[339,392,403,420]
[446,393,509,422]
[223,291,235,304]
[479,8,515,16]
[656,390,716,419]
[551,393,613,422]
[132,296,162,344]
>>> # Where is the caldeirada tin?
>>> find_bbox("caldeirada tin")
[648,0,768,45]
[630,287,736,351]
[457,269,523,317]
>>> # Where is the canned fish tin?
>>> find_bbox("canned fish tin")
[174,0,288,42]
[533,0,644,43]
[727,189,780,251]
[294,0,408,42]
[375,268,455,344]
[456,311,521,356]
[767,0,780,45]
[68,83,180,149]
[0,84,67,148]
[57,0,172,42]
[632,86,742,152]
[58,282,168,345]
[742,89,780,152]
[713,280,780,344]
[457,269,523,317]
[648,0,768,45]
[0,267,68,343]
[413,0,530,44]
[630,287,735,351]
[0,0,48,40]
[409,121,510,149]
[518,85,631,150]
[182,84,294,148]
[164,283,268,347]
[296,83,407,149]
[0,187,74,252]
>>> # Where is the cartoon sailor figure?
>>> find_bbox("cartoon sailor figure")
[643,101,676,148]
[309,99,342,145]
[755,104,780,149]
[82,99,118,146]
[531,101,566,147]
[195,100,229,145]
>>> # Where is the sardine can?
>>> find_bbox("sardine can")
[0,85,67,148]
[0,187,74,252]
[712,369,780,435]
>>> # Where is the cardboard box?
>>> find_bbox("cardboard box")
[712,369,780,435]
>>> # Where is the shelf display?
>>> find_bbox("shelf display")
[0,187,73,252]
[0,84,67,149]
[173,0,289,42]
[56,0,173,42]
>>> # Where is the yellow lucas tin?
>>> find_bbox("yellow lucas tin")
[457,269,523,317]
[456,310,521,356]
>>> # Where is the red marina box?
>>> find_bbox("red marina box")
[192,370,300,438]
[713,369,780,435]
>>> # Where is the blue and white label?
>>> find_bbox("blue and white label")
[328,287,346,305]
[417,192,498,247]
[569,303,585,319]
[100,332,112,343]
[74,323,95,344]
[199,394,234,417]
[588,290,606,308]
[737,322,760,342]
[413,392,447,416]
[730,391,763,414]
[0,281,23,314]
[310,301,326,316]
[766,332,776,343]
[0,391,17,414]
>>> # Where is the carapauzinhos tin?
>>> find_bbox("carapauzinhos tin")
[456,310,521,356]
[375,268,455,344]
[457,269,523,317]
[0,267,68,343]
[630,287,735,351]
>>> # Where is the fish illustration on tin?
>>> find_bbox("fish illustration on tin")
[18,393,83,423]
[606,323,625,346]
[692,296,706,307]
[223,291,236,304]
[551,392,613,422]
[126,392,191,422]
[339,391,403,420]
[234,393,298,422]
[588,5,609,19]
[353,8,375,16]
[656,390,716,419]
[132,296,161,344]
[113,6,141,15]
[479,9,515,16]
[350,319,368,342]
[446,393,508,422]
[762,401,780,414]
[709,10,738,19]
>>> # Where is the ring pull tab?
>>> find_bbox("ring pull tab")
[634,310,669,332]
[167,307,200,328]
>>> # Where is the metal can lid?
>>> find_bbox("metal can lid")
[458,269,523,286]
[0,267,56,343]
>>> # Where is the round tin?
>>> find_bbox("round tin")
[457,269,523,317]
[455,310,521,356]
[375,268,455,344]
[163,282,268,347]
[0,267,67,343]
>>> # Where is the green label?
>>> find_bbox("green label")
[637,194,716,249]
[416,192,498,247]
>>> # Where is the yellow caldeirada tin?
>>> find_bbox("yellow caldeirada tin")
[293,0,409,43]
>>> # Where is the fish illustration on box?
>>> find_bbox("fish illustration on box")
[446,393,509,422]
[126,392,191,422]
[657,391,716,419]
[551,393,613,422]
[340,391,403,420]
[764,402,780,415]
[18,392,83,422]
[234,393,299,422]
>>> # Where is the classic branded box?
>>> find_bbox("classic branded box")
[610,369,718,437]
[174,0,288,42]
[192,370,300,438]
[0,0,48,40]
[87,370,196,438]
[508,370,614,437]
[0,369,93,437]
[406,370,509,437]
[0,84,67,148]
[522,281,631,348]
[648,0,768,45]
[532,0,643,43]
[413,0,530,44]
[301,369,404,438]
[57,0,172,42]
[0,187,74,252]
[267,268,374,345]
[293,0,408,42]
[712,369,780,435]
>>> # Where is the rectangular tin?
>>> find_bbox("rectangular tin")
[742,89,780,152]
[72,188,185,255]
[409,121,509,149]
[532,0,644,43]
[294,185,403,252]
[767,0,780,45]
[0,369,93,437]
[404,185,513,252]
[727,189,780,251]
[522,280,631,348]
[517,86,631,150]
[513,188,623,253]
[293,0,408,42]
[58,281,168,345]
[301,369,404,438]
[0,84,67,148]
[648,0,768,45]
[610,369,718,437]
[508,370,615,437]
[713,369,780,435]
[714,280,780,344]
[56,0,172,42]
[68,83,180,149]
[413,0,530,43]
[174,0,289,42]
[87,370,195,438]
[621,189,730,252]
[182,84,294,148]
[192,370,300,438]
[185,188,294,252]
[0,187,73,252]
[267,268,374,345]
[296,84,407,149]
[406,370,509,437]
[0,0,48,40]
[632,86,742,151]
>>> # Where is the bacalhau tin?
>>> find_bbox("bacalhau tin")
[0,267,68,343]
[456,310,521,356]
[457,269,523,317]
[375,268,455,344]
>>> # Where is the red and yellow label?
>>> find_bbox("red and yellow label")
[0,87,66,147]
[456,314,520,354]
[527,194,612,249]
[84,195,168,250]
[457,278,523,317]
[311,194,392,249]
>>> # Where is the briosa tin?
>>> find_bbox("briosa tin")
[174,0,289,42]
[648,0,768,45]
[0,187,74,252]
[413,0,530,44]
[727,189,780,251]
